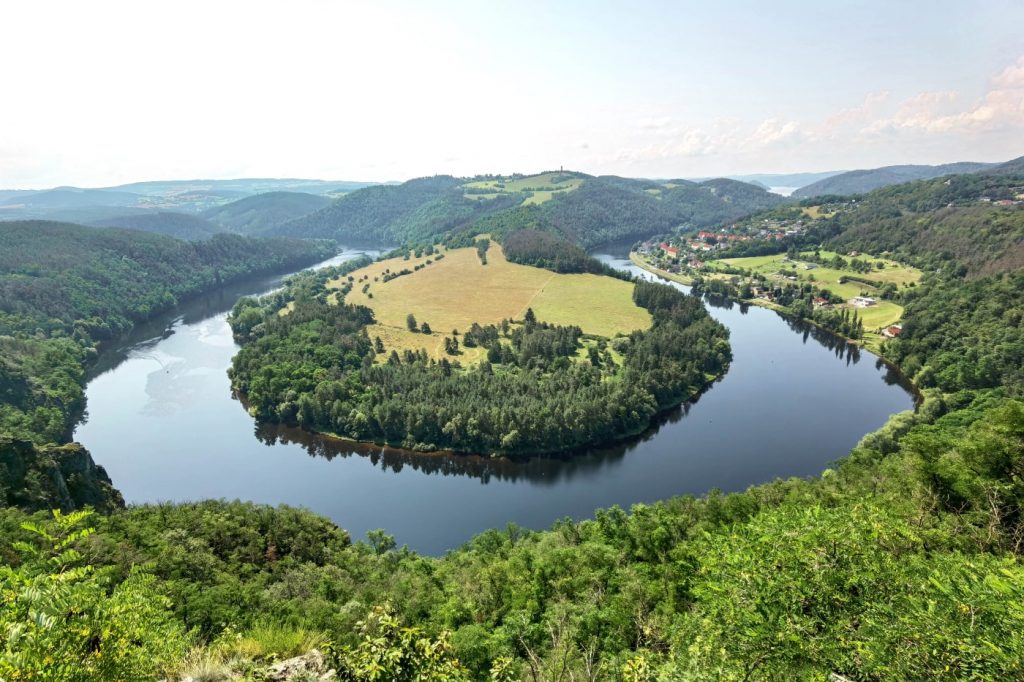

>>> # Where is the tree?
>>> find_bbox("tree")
[524,308,536,325]
[374,336,385,354]
[406,313,418,332]
[420,321,432,335]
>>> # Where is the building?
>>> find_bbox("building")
[851,296,877,308]
[883,324,903,338]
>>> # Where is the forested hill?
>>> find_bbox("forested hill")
[0,221,335,512]
[821,169,1024,276]
[272,172,785,248]
[90,211,224,240]
[201,191,331,234]
[792,160,997,198]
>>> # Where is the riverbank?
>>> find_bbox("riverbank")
[78,247,915,554]
[629,251,890,353]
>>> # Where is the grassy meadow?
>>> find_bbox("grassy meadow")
[462,171,583,206]
[714,251,920,330]
[330,243,650,361]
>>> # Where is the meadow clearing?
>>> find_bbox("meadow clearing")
[330,242,650,361]
[462,171,583,206]
[715,250,921,330]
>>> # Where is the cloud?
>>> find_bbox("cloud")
[751,118,801,146]
[818,91,890,134]
[864,56,1024,135]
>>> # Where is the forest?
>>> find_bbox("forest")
[0,221,335,510]
[227,264,731,455]
[3,166,1024,679]
[273,172,784,249]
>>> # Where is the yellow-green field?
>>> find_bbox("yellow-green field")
[462,172,583,206]
[632,249,922,350]
[801,205,836,219]
[713,251,922,331]
[330,243,650,361]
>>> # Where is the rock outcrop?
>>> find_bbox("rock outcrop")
[0,436,124,512]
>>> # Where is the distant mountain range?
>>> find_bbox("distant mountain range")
[792,162,999,198]
[0,178,378,224]
[273,172,785,248]
[3,158,1020,245]
[689,171,846,190]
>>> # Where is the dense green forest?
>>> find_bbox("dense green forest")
[273,173,784,248]
[0,221,335,512]
[3,166,1024,679]
[500,229,628,278]
[89,211,225,240]
[201,191,332,234]
[227,263,730,455]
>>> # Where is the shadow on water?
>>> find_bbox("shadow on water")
[254,400,699,487]
[75,240,918,553]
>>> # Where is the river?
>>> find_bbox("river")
[74,244,915,554]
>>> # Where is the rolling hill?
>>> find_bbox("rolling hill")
[201,191,332,234]
[274,172,785,247]
[792,161,997,198]
[90,211,224,240]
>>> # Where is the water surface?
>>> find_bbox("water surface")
[75,245,915,554]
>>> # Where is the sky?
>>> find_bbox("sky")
[2,0,1024,188]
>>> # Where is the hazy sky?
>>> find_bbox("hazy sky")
[3,0,1024,187]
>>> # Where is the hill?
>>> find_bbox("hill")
[793,161,997,198]
[987,154,1024,175]
[201,191,331,234]
[90,211,224,240]
[276,172,784,248]
[820,171,1024,277]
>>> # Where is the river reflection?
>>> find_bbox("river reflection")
[76,244,916,554]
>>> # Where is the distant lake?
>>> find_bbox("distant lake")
[75,243,915,555]
[769,186,800,196]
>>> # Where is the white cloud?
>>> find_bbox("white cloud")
[864,56,1024,135]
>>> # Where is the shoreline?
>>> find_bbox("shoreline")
[235,366,729,462]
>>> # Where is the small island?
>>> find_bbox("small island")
[228,232,731,456]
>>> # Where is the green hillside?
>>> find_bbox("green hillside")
[793,160,998,198]
[202,191,331,234]
[0,221,335,512]
[91,211,224,240]
[276,172,784,248]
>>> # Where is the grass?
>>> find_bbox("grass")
[333,243,650,362]
[801,205,835,219]
[713,251,921,331]
[462,172,583,206]
[632,249,922,348]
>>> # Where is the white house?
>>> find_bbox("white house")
[851,296,877,308]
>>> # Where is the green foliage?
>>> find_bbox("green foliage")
[228,276,729,454]
[0,220,335,456]
[335,605,468,681]
[0,510,189,680]
[500,229,630,279]
[274,174,783,249]
[885,270,1024,394]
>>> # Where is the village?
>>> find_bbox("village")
[632,232,921,350]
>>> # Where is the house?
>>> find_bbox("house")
[813,296,830,307]
[883,324,903,338]
[851,296,877,308]
[995,199,1014,207]
[803,263,817,270]
[658,242,679,256]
